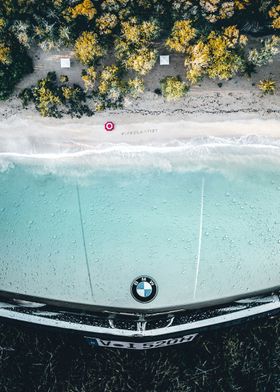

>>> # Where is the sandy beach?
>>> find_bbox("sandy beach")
[1,62,280,155]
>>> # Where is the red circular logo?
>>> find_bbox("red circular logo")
[104,121,115,131]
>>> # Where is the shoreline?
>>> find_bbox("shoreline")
[1,114,280,156]
[1,85,280,155]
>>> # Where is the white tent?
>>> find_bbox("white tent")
[159,55,170,65]
[60,58,71,68]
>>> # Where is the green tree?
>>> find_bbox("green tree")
[248,36,280,67]
[0,39,33,100]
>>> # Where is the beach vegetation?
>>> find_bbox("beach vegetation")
[257,78,276,94]
[166,21,197,54]
[167,24,247,84]
[19,72,93,117]
[65,0,96,21]
[81,66,97,91]
[97,64,126,108]
[0,0,279,110]
[74,32,104,65]
[0,39,33,100]
[96,13,118,35]
[248,36,280,67]
[59,74,68,84]
[0,43,11,65]
[127,77,145,97]
[269,1,280,29]
[160,76,188,100]
[115,18,159,75]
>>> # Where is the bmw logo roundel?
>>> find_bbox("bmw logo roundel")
[131,276,157,303]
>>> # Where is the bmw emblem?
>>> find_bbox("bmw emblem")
[131,276,157,303]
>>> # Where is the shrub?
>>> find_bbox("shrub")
[19,72,93,117]
[248,36,280,67]
[258,79,276,95]
[160,76,188,100]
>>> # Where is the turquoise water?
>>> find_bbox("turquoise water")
[1,153,280,310]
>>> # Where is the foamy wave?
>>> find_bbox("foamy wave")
[1,136,280,178]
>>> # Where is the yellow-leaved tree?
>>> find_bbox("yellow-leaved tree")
[96,13,118,35]
[115,17,159,75]
[166,20,196,53]
[166,23,247,84]
[74,32,104,65]
[160,76,188,101]
[199,0,251,23]
[269,1,280,29]
[125,47,157,75]
[127,77,144,97]
[81,66,97,91]
[96,64,125,109]
[34,79,61,117]
[0,42,11,65]
[65,0,96,21]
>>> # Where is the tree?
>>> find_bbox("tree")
[248,36,280,67]
[19,72,93,117]
[0,42,11,65]
[0,39,33,100]
[65,0,96,21]
[125,47,157,75]
[74,32,104,65]
[100,0,129,13]
[59,74,69,83]
[115,17,159,75]
[160,76,188,100]
[97,64,126,109]
[258,79,276,94]
[81,66,97,91]
[269,1,280,29]
[166,20,196,53]
[33,20,59,52]
[127,77,144,97]
[96,13,118,35]
[10,21,30,48]
[184,26,248,84]
[199,0,250,23]
[32,73,62,117]
[170,0,250,23]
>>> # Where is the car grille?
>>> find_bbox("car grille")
[0,291,279,338]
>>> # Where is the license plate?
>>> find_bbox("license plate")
[85,333,198,349]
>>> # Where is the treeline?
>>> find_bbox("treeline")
[0,0,279,115]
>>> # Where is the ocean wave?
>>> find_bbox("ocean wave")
[1,136,280,178]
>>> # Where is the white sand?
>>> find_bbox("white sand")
[0,112,280,156]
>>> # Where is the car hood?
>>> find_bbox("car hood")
[1,163,280,312]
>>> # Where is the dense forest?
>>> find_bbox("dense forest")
[0,0,279,116]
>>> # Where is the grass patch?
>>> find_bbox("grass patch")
[0,316,280,391]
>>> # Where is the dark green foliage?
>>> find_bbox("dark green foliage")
[18,86,33,106]
[0,40,33,100]
[154,88,162,95]
[19,71,93,118]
